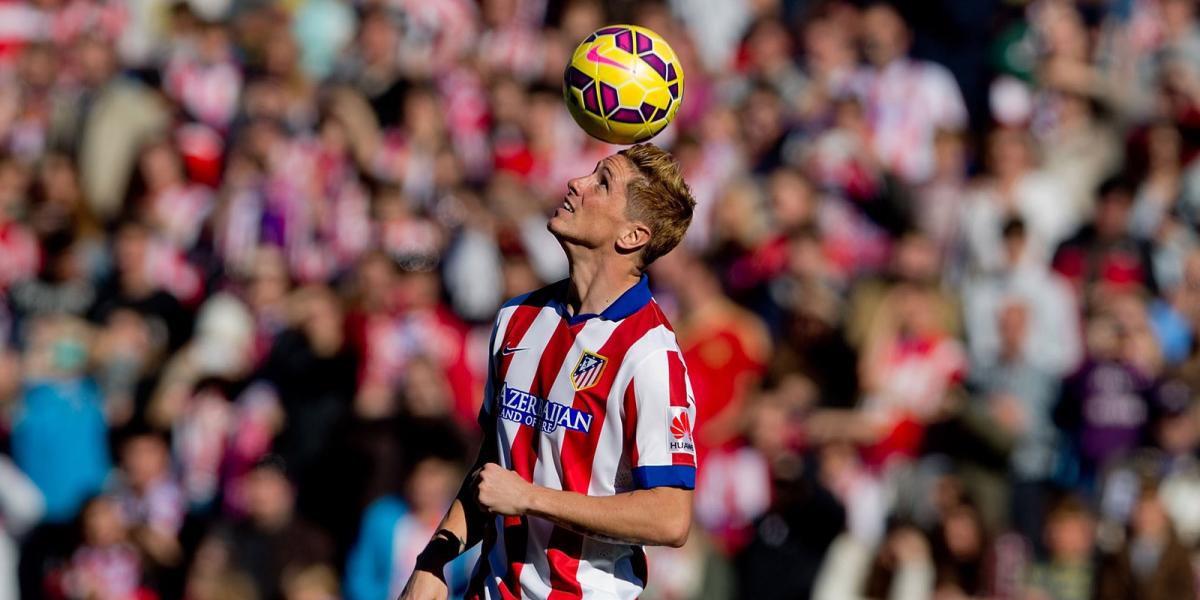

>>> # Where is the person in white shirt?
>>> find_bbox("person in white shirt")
[960,126,1079,275]
[850,2,969,184]
[962,217,1083,378]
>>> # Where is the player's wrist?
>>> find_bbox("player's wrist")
[414,529,464,577]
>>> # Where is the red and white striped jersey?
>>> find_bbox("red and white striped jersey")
[469,275,698,600]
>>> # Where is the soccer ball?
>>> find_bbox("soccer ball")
[563,25,684,145]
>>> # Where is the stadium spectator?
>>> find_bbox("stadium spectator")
[110,428,184,574]
[962,217,1083,378]
[850,2,967,184]
[1096,484,1196,600]
[11,315,109,525]
[967,297,1063,541]
[217,456,334,600]
[1052,176,1157,300]
[1025,496,1099,600]
[61,495,148,600]
[960,126,1076,274]
[929,500,994,598]
[812,522,934,600]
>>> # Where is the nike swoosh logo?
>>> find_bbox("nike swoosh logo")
[502,344,527,356]
[586,47,628,71]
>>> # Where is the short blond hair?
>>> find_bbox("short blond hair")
[618,144,696,268]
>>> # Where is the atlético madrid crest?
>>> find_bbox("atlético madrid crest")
[571,350,608,391]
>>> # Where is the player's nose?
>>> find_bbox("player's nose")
[567,176,583,196]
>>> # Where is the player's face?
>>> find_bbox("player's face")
[549,154,637,250]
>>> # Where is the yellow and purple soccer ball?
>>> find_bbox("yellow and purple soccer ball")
[563,25,684,145]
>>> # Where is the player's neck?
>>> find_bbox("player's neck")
[564,254,642,318]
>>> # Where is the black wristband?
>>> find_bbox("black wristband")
[433,528,465,552]
[413,529,464,579]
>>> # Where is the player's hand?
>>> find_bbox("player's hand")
[476,462,535,516]
[398,569,448,600]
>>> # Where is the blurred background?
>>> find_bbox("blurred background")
[0,0,1199,599]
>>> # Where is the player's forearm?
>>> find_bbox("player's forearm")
[404,497,475,600]
[414,499,469,571]
[415,445,496,571]
[525,486,692,547]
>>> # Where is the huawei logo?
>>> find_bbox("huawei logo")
[671,412,691,440]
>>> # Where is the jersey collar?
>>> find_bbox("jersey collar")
[554,273,653,325]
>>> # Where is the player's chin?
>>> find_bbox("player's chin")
[547,210,572,233]
[547,219,590,247]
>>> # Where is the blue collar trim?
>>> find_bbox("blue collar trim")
[551,274,653,325]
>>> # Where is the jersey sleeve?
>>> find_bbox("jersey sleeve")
[625,349,697,490]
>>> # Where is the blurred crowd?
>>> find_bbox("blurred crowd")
[1,0,1200,599]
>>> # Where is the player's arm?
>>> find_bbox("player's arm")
[476,464,692,547]
[402,321,504,600]
[400,430,496,600]
[422,434,498,561]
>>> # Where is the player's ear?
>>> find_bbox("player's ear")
[615,221,651,255]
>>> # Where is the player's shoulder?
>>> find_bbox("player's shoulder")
[620,300,684,366]
[643,297,676,332]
